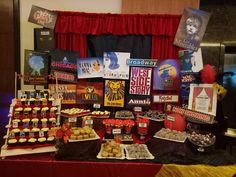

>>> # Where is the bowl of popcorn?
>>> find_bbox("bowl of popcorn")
[188,130,216,152]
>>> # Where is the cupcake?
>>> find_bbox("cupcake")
[12,119,21,128]
[23,128,30,136]
[41,127,49,136]
[32,127,40,137]
[18,138,27,145]
[41,107,49,117]
[11,128,20,137]
[29,98,36,105]
[50,107,58,117]
[48,98,55,105]
[38,137,46,144]
[40,98,47,106]
[31,118,39,128]
[47,136,55,143]
[32,107,40,117]
[15,107,23,114]
[41,118,48,128]
[28,137,37,144]
[23,107,32,118]
[7,138,17,146]
[22,118,30,128]
[20,98,27,106]
[49,117,57,127]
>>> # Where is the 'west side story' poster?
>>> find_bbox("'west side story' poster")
[129,67,152,95]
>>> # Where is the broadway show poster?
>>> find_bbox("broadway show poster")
[180,72,198,98]
[153,59,180,91]
[28,5,57,29]
[48,84,77,104]
[129,67,152,95]
[188,84,217,116]
[126,95,151,109]
[104,80,125,107]
[173,8,211,51]
[179,49,203,73]
[50,49,79,73]
[77,57,103,79]
[103,52,130,80]
[24,49,49,85]
[77,81,103,104]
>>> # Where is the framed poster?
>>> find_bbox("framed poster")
[153,59,180,90]
[129,67,152,95]
[77,57,103,79]
[188,84,217,116]
[50,49,78,73]
[28,5,58,29]
[24,49,49,85]
[77,81,103,104]
[179,49,203,73]
[104,80,125,107]
[103,52,130,80]
[48,84,77,104]
[173,8,211,51]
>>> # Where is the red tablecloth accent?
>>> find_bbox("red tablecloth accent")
[0,153,162,177]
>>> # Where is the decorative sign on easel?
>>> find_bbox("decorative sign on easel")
[24,49,49,85]
[129,67,152,95]
[104,80,125,107]
[28,5,58,29]
[164,103,215,124]
[103,52,130,80]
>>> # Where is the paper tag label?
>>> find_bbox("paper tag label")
[134,107,142,112]
[112,128,121,134]
[138,123,147,128]
[68,117,77,123]
[39,131,44,137]
[20,131,25,138]
[85,119,93,124]
[29,132,34,138]
[12,121,18,128]
[42,121,48,128]
[167,115,175,121]
[93,104,101,109]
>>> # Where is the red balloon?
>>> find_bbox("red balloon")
[164,113,186,132]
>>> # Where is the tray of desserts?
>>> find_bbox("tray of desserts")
[124,144,154,160]
[61,108,91,117]
[115,110,134,119]
[68,127,100,142]
[136,110,166,122]
[154,128,187,143]
[91,110,110,118]
[97,140,125,159]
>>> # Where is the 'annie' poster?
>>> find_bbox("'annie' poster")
[104,80,125,107]
[129,67,152,95]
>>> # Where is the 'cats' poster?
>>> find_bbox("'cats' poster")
[153,59,180,90]
[77,81,103,104]
[173,8,211,51]
[24,49,49,85]
[129,67,152,95]
[103,52,130,80]
[104,80,125,107]
[77,57,103,79]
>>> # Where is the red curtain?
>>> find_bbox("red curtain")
[54,11,181,59]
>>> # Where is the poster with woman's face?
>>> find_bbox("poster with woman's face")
[173,8,211,51]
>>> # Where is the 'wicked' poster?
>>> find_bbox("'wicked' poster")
[24,49,49,85]
[103,52,130,80]
[153,59,180,90]
[129,67,152,95]
[77,57,103,79]
[173,8,211,51]
[77,81,103,104]
[104,80,125,107]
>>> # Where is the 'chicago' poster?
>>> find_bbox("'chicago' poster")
[104,80,125,107]
[129,67,152,95]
